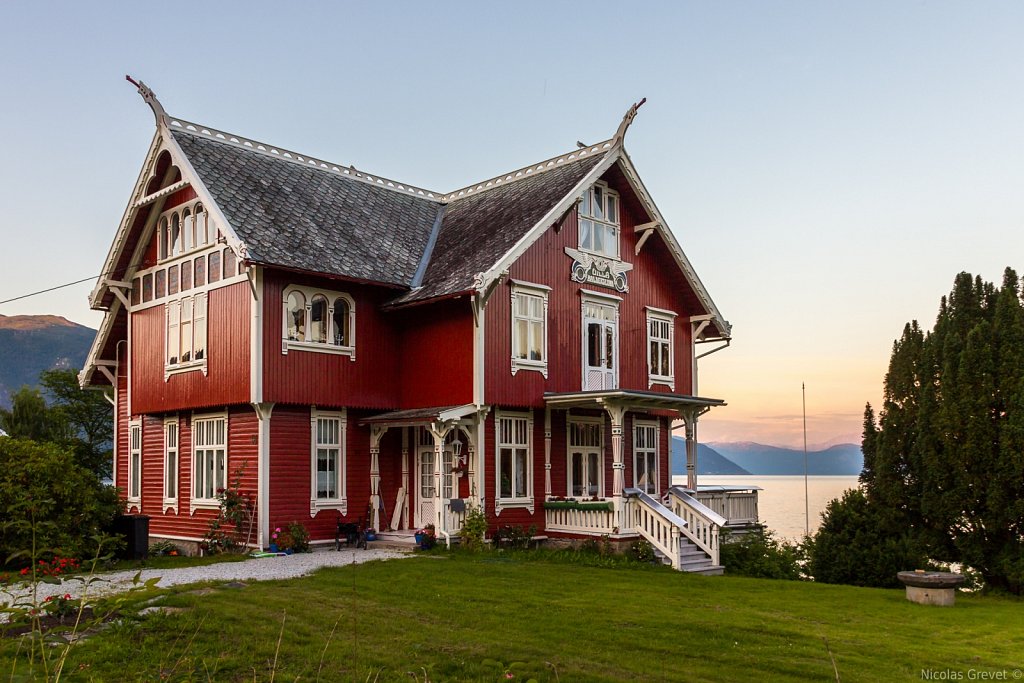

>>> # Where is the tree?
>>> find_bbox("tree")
[0,370,113,479]
[864,268,1024,593]
[40,369,113,479]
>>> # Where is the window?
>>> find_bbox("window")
[634,421,659,494]
[646,307,676,389]
[128,421,141,505]
[193,415,226,506]
[156,201,217,264]
[165,293,208,377]
[579,182,620,259]
[568,419,603,498]
[282,286,356,358]
[496,411,532,509]
[164,418,179,507]
[510,283,549,377]
[311,410,347,514]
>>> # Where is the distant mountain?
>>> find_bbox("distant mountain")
[670,437,751,476]
[707,441,863,476]
[0,315,95,408]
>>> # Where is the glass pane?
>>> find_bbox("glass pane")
[194,258,206,287]
[155,269,166,299]
[171,214,181,255]
[580,219,592,250]
[310,296,327,343]
[587,452,600,497]
[592,186,604,221]
[181,261,192,291]
[195,209,207,245]
[650,341,658,374]
[205,454,215,498]
[606,194,617,224]
[287,292,305,341]
[588,323,601,367]
[223,249,236,278]
[158,218,168,260]
[183,211,194,251]
[580,191,590,217]
[514,448,527,498]
[605,325,614,369]
[209,252,221,283]
[593,222,604,253]
[661,344,670,376]
[167,452,177,498]
[333,299,348,346]
[215,450,225,492]
[500,448,513,498]
[648,453,658,493]
[515,319,528,359]
[571,453,584,497]
[194,296,206,361]
[530,320,543,361]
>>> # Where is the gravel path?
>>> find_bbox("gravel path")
[1,548,412,608]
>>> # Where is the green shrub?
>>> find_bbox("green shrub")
[720,529,803,580]
[460,505,487,552]
[285,522,310,552]
[492,524,536,550]
[805,488,928,587]
[628,539,656,563]
[0,437,120,567]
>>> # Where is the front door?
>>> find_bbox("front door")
[584,300,618,390]
[416,447,436,528]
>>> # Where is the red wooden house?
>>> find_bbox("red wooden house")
[81,81,734,572]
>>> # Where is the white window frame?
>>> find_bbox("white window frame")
[163,417,179,512]
[495,410,534,514]
[581,291,620,391]
[282,285,356,360]
[510,281,550,378]
[165,292,209,380]
[567,417,604,499]
[157,201,217,265]
[578,181,621,260]
[191,413,227,512]
[310,409,347,516]
[633,420,660,495]
[646,306,676,390]
[127,420,142,510]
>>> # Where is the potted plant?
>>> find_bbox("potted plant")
[419,524,437,550]
[269,526,282,553]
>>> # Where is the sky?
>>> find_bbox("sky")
[1,2,1023,448]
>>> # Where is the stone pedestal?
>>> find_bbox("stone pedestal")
[897,571,965,607]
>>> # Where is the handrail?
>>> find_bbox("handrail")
[668,486,727,526]
[667,486,723,566]
[625,488,686,570]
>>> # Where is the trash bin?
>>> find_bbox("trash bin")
[114,514,150,560]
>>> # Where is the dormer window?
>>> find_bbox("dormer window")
[579,182,620,259]
[158,201,217,262]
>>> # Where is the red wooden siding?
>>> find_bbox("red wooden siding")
[267,406,381,542]
[261,269,474,411]
[483,410,546,532]
[397,299,474,409]
[485,167,700,407]
[131,281,251,414]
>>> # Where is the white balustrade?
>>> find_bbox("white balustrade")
[668,486,725,566]
[692,488,759,526]
[544,503,617,535]
[626,489,684,570]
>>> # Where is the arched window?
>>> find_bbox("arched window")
[333,298,349,346]
[182,207,193,251]
[194,204,208,246]
[170,212,181,256]
[287,291,306,341]
[158,217,169,260]
[310,295,328,344]
[281,287,355,358]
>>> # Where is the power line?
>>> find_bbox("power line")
[0,275,100,306]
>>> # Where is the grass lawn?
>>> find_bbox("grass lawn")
[2,551,1020,682]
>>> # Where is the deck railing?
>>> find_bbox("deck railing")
[668,486,726,566]
[625,488,685,570]
[691,488,759,526]
[544,502,618,535]
[443,501,466,536]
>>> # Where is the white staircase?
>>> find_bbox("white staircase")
[625,488,724,574]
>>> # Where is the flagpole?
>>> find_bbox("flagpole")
[803,382,809,537]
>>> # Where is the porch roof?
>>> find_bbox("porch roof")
[543,389,725,414]
[359,404,479,427]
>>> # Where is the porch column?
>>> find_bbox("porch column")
[428,422,453,537]
[401,428,410,529]
[252,402,275,550]
[369,425,387,531]
[602,402,627,532]
[684,413,697,491]
[544,407,552,499]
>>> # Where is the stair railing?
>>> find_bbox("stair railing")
[668,486,726,566]
[625,488,687,570]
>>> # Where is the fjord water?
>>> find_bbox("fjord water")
[673,475,861,541]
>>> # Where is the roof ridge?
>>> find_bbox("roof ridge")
[167,116,444,202]
[440,139,615,202]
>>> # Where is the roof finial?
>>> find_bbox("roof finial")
[613,97,647,144]
[125,75,168,126]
